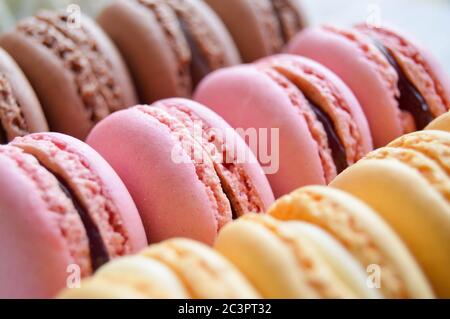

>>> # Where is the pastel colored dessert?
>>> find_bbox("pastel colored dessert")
[331,130,450,297]
[215,214,381,298]
[426,111,450,132]
[97,0,241,103]
[87,98,274,244]
[0,10,137,140]
[195,54,373,197]
[287,25,450,147]
[0,47,48,143]
[205,0,308,62]
[269,186,434,298]
[0,133,147,298]
[60,238,260,298]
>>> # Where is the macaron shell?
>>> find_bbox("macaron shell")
[141,238,261,298]
[0,47,48,135]
[80,15,137,110]
[87,108,218,244]
[205,0,281,62]
[287,27,403,147]
[215,215,357,298]
[331,160,450,297]
[0,152,82,298]
[269,186,434,298]
[426,112,450,132]
[195,65,327,197]
[95,255,189,298]
[98,0,191,102]
[155,98,275,209]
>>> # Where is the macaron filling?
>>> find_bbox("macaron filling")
[0,74,29,142]
[308,100,348,174]
[270,0,304,43]
[54,171,110,270]
[16,11,123,123]
[156,102,265,217]
[371,39,433,130]
[12,135,132,266]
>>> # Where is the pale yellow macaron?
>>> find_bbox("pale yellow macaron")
[331,130,450,298]
[140,238,260,299]
[58,255,190,299]
[59,238,260,299]
[268,186,434,298]
[426,112,450,132]
[215,214,381,299]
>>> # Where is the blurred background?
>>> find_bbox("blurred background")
[1,0,449,72]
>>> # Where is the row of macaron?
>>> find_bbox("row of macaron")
[1,1,449,148]
[59,120,450,299]
[0,0,307,142]
[2,109,449,299]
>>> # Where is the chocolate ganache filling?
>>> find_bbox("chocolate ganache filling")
[373,39,434,130]
[270,0,303,43]
[44,166,110,270]
[178,18,211,87]
[308,100,348,174]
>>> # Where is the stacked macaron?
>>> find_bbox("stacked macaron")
[0,47,48,143]
[287,24,450,147]
[195,54,373,197]
[0,132,147,298]
[58,184,440,299]
[204,0,308,62]
[87,98,274,245]
[0,10,137,140]
[59,238,261,299]
[331,129,450,298]
[97,0,241,103]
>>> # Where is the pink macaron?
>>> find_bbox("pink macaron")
[87,98,274,245]
[195,54,373,197]
[287,24,450,147]
[0,133,147,298]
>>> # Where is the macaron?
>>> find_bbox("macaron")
[205,0,308,62]
[87,98,274,244]
[331,130,450,297]
[0,10,137,140]
[97,0,241,103]
[0,132,147,298]
[60,238,260,298]
[215,214,380,298]
[0,47,48,143]
[426,111,450,132]
[269,186,434,298]
[195,54,373,197]
[287,25,450,147]
[59,255,190,299]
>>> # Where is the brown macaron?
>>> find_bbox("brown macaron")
[97,0,241,103]
[0,10,137,140]
[0,47,48,144]
[205,0,308,62]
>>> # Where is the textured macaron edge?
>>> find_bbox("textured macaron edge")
[269,186,434,298]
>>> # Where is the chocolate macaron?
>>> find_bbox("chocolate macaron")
[0,10,137,140]
[205,0,308,62]
[97,0,241,103]
[0,47,48,143]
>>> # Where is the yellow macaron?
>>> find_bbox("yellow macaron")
[59,238,260,299]
[268,186,434,298]
[426,112,450,132]
[215,214,381,298]
[331,130,450,297]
